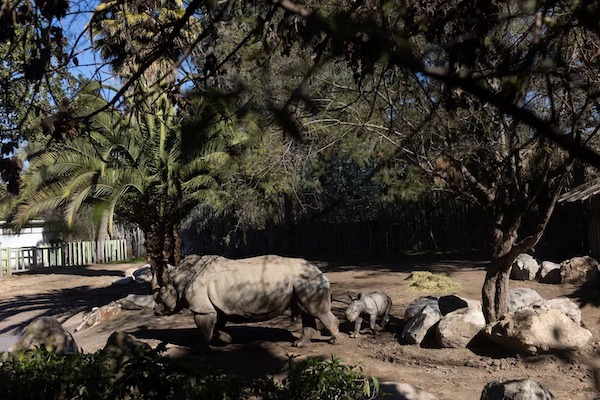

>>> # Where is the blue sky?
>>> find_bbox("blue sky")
[62,1,115,84]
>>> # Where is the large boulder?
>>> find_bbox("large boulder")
[537,261,562,284]
[400,304,442,345]
[560,256,600,285]
[531,298,582,326]
[438,294,481,315]
[482,307,592,355]
[510,254,540,281]
[436,307,486,348]
[379,382,438,400]
[8,316,79,355]
[124,264,152,283]
[123,294,155,309]
[111,276,134,286]
[132,264,152,283]
[102,332,151,372]
[404,296,439,320]
[480,378,555,400]
[507,288,544,312]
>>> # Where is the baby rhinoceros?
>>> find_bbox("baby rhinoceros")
[345,292,392,338]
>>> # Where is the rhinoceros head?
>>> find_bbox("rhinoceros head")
[153,265,184,315]
[153,284,179,315]
[345,292,365,322]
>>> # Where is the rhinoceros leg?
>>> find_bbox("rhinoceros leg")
[351,316,363,338]
[294,313,317,347]
[317,311,340,344]
[380,301,392,330]
[213,314,232,344]
[193,312,217,345]
[369,313,380,334]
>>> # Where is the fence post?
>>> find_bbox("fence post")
[61,243,66,267]
[7,247,12,276]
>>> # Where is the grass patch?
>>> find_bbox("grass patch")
[106,256,146,265]
[406,271,461,295]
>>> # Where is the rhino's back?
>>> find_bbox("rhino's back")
[363,292,392,315]
[184,255,321,320]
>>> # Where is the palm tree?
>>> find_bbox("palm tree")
[15,80,234,288]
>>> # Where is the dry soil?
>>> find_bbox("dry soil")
[0,256,599,400]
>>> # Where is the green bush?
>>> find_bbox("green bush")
[279,356,379,400]
[0,347,379,400]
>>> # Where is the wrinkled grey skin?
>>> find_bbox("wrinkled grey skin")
[154,254,340,349]
[345,292,392,338]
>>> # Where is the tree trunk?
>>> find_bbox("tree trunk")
[482,254,514,323]
[161,224,181,266]
[96,211,110,264]
[144,228,167,292]
[172,224,182,265]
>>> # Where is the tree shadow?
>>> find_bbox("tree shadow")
[11,265,130,278]
[131,325,334,379]
[313,253,488,275]
[132,325,298,347]
[0,282,150,335]
[568,278,600,308]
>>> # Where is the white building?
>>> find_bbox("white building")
[0,220,49,248]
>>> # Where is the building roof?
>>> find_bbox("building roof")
[559,179,600,203]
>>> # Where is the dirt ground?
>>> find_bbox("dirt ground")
[1,256,599,400]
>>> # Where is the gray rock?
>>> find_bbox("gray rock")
[380,382,438,400]
[530,298,582,326]
[404,296,439,321]
[537,261,562,284]
[401,304,442,345]
[9,316,79,355]
[103,332,151,372]
[483,307,592,355]
[438,294,481,315]
[124,294,155,309]
[560,256,600,285]
[133,265,152,283]
[480,378,555,400]
[436,307,486,348]
[507,288,544,313]
[510,254,540,281]
[111,276,134,286]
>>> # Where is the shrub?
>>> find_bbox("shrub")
[279,355,379,400]
[0,346,378,399]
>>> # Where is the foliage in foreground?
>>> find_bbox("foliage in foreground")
[0,346,379,400]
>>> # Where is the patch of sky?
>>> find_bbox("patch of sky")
[60,0,120,104]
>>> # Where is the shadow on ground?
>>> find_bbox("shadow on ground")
[132,326,298,347]
[0,282,150,335]
[313,253,488,275]
[130,324,318,378]
[10,265,127,278]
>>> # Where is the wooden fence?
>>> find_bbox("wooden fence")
[0,240,129,277]
[181,192,587,261]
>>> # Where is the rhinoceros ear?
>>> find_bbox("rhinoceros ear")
[358,293,365,300]
[348,291,358,301]
[166,263,176,276]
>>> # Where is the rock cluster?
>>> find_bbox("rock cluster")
[510,253,600,286]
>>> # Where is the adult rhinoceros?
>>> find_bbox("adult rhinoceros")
[154,254,340,348]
